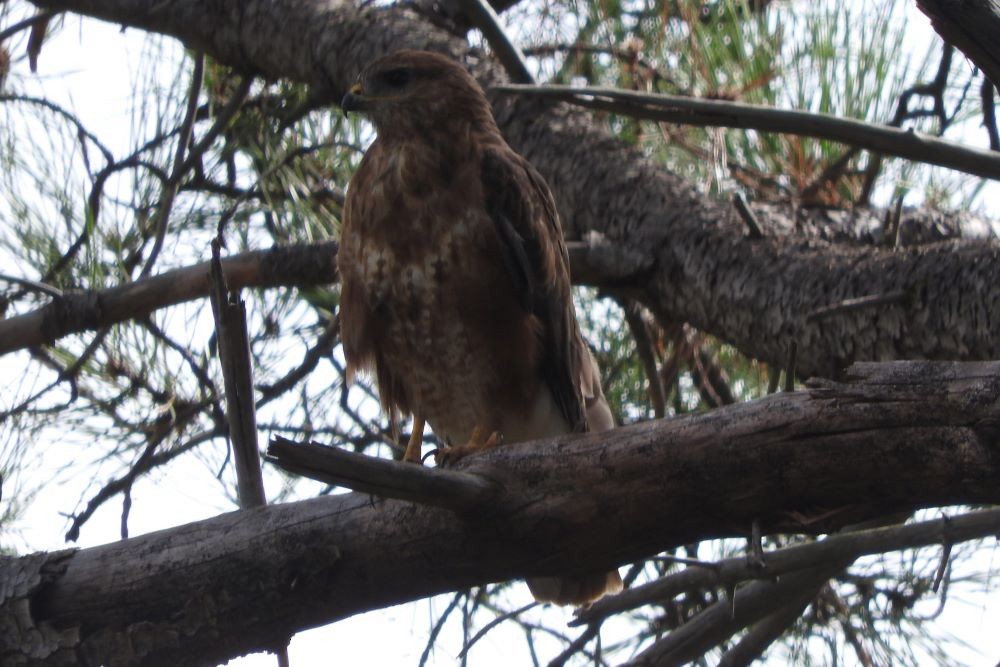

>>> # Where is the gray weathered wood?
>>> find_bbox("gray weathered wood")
[266,436,501,512]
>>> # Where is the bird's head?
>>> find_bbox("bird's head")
[341,50,497,138]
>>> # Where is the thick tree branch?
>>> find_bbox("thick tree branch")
[916,0,1000,90]
[5,361,1000,665]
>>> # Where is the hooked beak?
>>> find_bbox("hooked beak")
[341,83,366,115]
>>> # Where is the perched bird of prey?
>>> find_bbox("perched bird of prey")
[338,50,622,605]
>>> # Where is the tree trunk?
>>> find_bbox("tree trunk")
[27,0,1000,379]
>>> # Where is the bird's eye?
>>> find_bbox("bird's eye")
[379,68,411,88]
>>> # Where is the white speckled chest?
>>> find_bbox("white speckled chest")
[344,173,507,444]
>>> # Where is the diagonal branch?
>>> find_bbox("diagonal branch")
[573,508,1000,627]
[916,0,1000,91]
[491,84,1000,181]
[623,562,849,666]
[453,0,533,84]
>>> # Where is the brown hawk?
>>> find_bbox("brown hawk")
[338,50,622,605]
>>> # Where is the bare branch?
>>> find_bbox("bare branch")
[265,436,501,512]
[620,298,666,418]
[492,84,1000,181]
[625,565,841,666]
[139,52,205,278]
[209,240,266,509]
[0,10,55,42]
[575,508,1000,627]
[0,241,338,356]
[453,0,533,84]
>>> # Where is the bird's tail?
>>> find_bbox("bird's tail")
[526,570,623,606]
[526,345,624,607]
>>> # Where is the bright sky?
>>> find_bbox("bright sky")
[2,1,1000,666]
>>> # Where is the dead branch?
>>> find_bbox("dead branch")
[209,240,266,508]
[492,84,1000,181]
[0,241,339,356]
[266,436,500,512]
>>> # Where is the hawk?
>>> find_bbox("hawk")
[339,50,622,605]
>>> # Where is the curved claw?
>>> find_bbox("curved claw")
[434,428,503,467]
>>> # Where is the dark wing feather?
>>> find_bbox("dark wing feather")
[481,145,588,432]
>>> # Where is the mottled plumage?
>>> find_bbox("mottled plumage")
[339,50,621,605]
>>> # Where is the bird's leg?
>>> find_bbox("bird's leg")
[403,415,425,464]
[434,425,503,466]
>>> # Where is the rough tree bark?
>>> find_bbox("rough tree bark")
[3,361,1000,665]
[917,0,1000,89]
[24,0,1000,379]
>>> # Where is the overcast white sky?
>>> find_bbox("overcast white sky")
[2,1,1000,665]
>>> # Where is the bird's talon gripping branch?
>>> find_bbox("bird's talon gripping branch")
[434,426,504,466]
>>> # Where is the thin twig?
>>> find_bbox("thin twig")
[619,298,666,419]
[732,193,763,239]
[0,93,113,164]
[66,427,222,541]
[176,75,253,180]
[805,291,909,322]
[140,52,205,278]
[0,272,63,298]
[522,42,678,90]
[419,591,464,667]
[458,601,538,659]
[547,625,598,667]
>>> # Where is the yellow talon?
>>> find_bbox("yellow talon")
[434,425,503,466]
[403,416,425,464]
